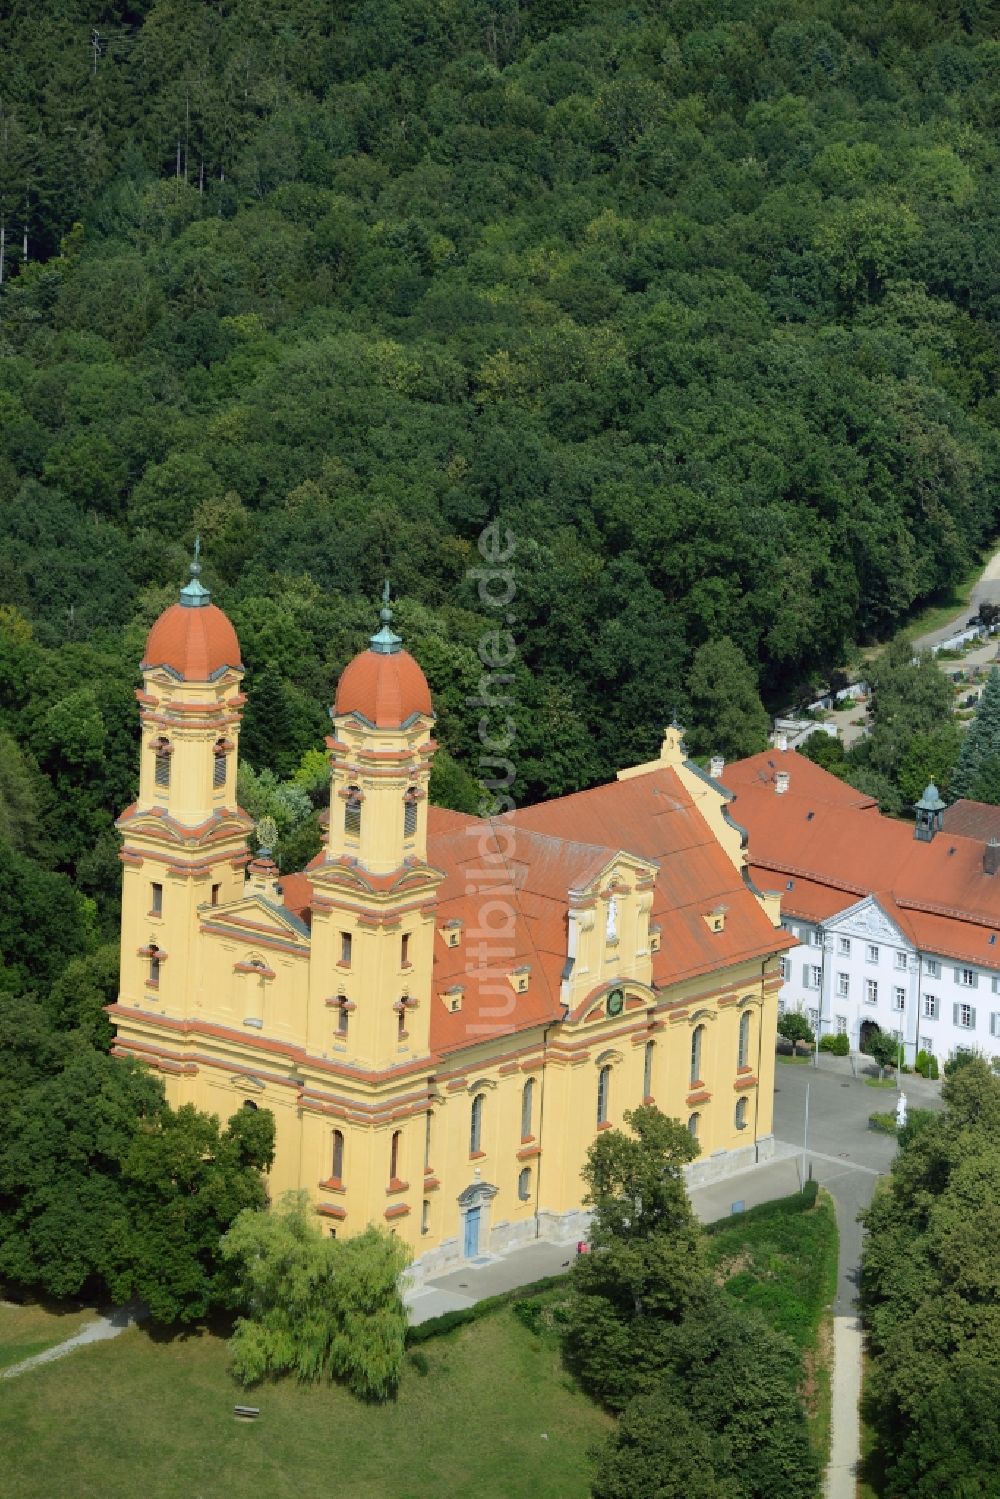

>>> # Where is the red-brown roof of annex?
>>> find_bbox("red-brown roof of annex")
[724,749,1000,967]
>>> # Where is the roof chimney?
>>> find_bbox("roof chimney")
[710,755,725,780]
[775,770,790,795]
[985,839,1000,876]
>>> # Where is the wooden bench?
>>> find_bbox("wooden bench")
[233,1406,260,1419]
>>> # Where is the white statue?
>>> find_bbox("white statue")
[896,1092,908,1131]
[606,896,619,944]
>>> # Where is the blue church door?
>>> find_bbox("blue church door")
[463,1206,481,1258]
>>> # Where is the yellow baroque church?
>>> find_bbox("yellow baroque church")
[111,559,791,1279]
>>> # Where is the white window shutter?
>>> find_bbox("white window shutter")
[953,1002,960,1025]
[971,1007,977,1028]
[972,974,979,990]
[954,967,961,983]
[992,1013,999,1038]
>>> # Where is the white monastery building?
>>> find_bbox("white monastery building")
[720,750,1000,1067]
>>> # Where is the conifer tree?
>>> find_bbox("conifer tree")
[949,666,1000,802]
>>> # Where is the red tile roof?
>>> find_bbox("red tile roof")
[277,770,787,1060]
[143,602,242,681]
[941,800,1000,843]
[727,750,1000,967]
[334,648,432,728]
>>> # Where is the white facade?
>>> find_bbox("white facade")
[778,894,1000,1065]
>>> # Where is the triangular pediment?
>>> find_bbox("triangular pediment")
[201,893,310,943]
[571,849,659,901]
[827,895,910,949]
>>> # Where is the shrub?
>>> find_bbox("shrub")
[408,1350,429,1376]
[512,1298,544,1335]
[944,1047,982,1076]
[819,1032,850,1055]
[777,1010,814,1046]
[869,1111,897,1134]
[915,1049,939,1079]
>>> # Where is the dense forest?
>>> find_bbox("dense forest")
[0,0,998,933]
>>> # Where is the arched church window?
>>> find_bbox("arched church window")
[690,1025,704,1085]
[643,1040,655,1099]
[332,1129,344,1182]
[521,1078,535,1140]
[597,1065,611,1125]
[344,786,362,837]
[738,1010,751,1069]
[389,1129,402,1183]
[470,1093,484,1155]
[518,1167,532,1202]
[149,945,161,986]
[688,1111,701,1139]
[735,1097,748,1131]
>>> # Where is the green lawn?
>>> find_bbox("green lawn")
[706,1190,839,1466]
[1,1192,837,1497]
[0,1302,610,1499]
[0,1298,99,1372]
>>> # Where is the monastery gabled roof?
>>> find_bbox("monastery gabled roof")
[725,750,1000,969]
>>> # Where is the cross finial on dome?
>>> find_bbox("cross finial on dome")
[180,534,211,609]
[370,579,402,655]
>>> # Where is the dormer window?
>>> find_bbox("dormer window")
[344,786,362,837]
[403,786,418,839]
[152,737,172,789]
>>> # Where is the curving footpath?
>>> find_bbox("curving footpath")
[0,1301,147,1381]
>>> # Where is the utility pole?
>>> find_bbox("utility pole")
[801,1080,810,1188]
[91,29,102,77]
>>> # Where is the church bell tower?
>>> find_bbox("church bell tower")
[117,545,251,1023]
[306,588,442,1070]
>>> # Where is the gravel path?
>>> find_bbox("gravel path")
[0,1301,147,1381]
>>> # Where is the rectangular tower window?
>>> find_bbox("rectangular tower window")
[150,882,163,916]
[401,933,410,967]
[404,799,418,838]
[154,748,171,788]
[337,1005,349,1038]
[213,751,226,788]
[344,789,362,837]
[340,932,352,965]
[211,883,221,907]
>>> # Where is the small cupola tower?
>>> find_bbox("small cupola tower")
[914,783,945,842]
[305,587,442,1070]
[116,542,251,1023]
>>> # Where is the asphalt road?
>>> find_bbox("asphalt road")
[771,1058,943,1312]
